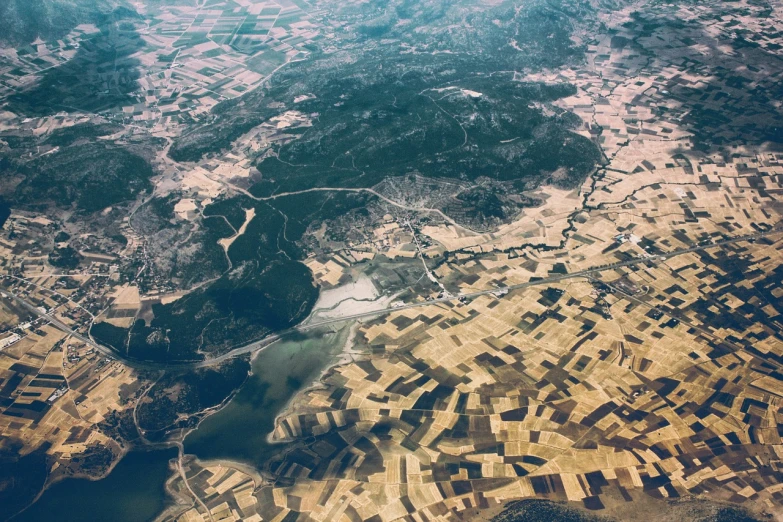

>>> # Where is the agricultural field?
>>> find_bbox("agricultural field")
[0,0,782,521]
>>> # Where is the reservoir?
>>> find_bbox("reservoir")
[13,327,347,521]
[12,447,177,522]
[184,326,348,468]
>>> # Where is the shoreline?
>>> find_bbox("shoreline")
[151,320,363,521]
[16,280,382,520]
[176,317,360,478]
[265,320,365,446]
[12,442,179,522]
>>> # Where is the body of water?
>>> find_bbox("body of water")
[13,327,346,522]
[13,447,177,522]
[184,326,348,467]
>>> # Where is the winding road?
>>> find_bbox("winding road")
[228,182,479,235]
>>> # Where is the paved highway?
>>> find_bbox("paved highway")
[2,228,780,371]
